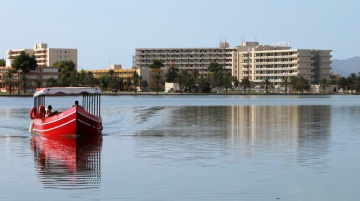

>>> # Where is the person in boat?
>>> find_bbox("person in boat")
[45,105,58,117]
[73,100,82,108]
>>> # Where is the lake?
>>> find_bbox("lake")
[1,94,360,200]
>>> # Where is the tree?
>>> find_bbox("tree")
[208,62,222,73]
[165,64,179,82]
[125,77,132,91]
[98,74,109,90]
[2,70,15,94]
[153,74,162,94]
[19,75,28,94]
[106,69,119,91]
[46,77,58,87]
[282,77,289,93]
[232,76,240,90]
[208,62,223,89]
[140,80,149,90]
[176,69,191,93]
[54,60,77,87]
[77,69,87,86]
[11,51,37,73]
[0,59,5,66]
[329,75,338,85]
[337,77,348,92]
[149,59,164,69]
[241,77,251,93]
[132,71,140,93]
[223,71,233,93]
[108,69,115,79]
[84,71,98,87]
[34,79,42,88]
[320,78,328,93]
[290,76,310,93]
[263,78,270,93]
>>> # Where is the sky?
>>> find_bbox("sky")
[1,0,359,70]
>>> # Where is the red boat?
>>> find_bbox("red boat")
[29,87,102,137]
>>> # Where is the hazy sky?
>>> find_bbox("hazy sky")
[1,0,359,70]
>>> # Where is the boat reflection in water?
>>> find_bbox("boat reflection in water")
[30,135,102,189]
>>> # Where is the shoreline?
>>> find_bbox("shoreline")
[0,91,353,97]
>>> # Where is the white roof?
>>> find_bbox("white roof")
[34,87,101,97]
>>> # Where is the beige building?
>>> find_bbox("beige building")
[135,41,332,86]
[6,43,77,68]
[232,42,332,85]
[135,42,235,75]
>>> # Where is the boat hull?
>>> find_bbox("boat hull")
[32,106,102,137]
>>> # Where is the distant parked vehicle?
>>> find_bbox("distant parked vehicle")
[164,88,171,93]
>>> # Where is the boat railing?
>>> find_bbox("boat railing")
[82,92,101,117]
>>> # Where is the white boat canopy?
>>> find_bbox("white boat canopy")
[34,87,101,97]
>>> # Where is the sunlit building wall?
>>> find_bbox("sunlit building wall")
[135,42,236,76]
[6,43,77,68]
[232,42,332,85]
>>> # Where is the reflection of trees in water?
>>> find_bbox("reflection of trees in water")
[30,136,102,189]
[163,106,232,137]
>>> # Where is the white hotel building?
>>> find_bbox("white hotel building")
[6,43,77,68]
[232,42,332,85]
[135,42,235,74]
[135,41,332,85]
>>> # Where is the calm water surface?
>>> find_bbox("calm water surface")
[1,95,360,200]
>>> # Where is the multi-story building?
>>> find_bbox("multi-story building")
[232,42,332,85]
[135,42,235,75]
[135,41,332,86]
[6,43,77,68]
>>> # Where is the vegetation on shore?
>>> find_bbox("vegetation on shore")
[2,54,360,95]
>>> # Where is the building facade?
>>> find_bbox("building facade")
[135,41,332,86]
[232,42,332,86]
[135,42,235,75]
[6,43,77,68]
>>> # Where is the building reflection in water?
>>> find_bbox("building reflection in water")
[30,135,102,189]
[160,105,330,161]
[230,105,331,167]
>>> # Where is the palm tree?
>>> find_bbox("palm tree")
[241,77,251,94]
[132,71,140,93]
[153,74,162,94]
[108,69,115,79]
[320,78,328,93]
[2,70,14,94]
[282,78,289,93]
[149,59,164,69]
[126,77,132,91]
[20,75,28,94]
[34,79,42,88]
[263,78,270,93]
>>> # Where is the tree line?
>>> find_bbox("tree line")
[0,52,144,94]
[2,54,360,94]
